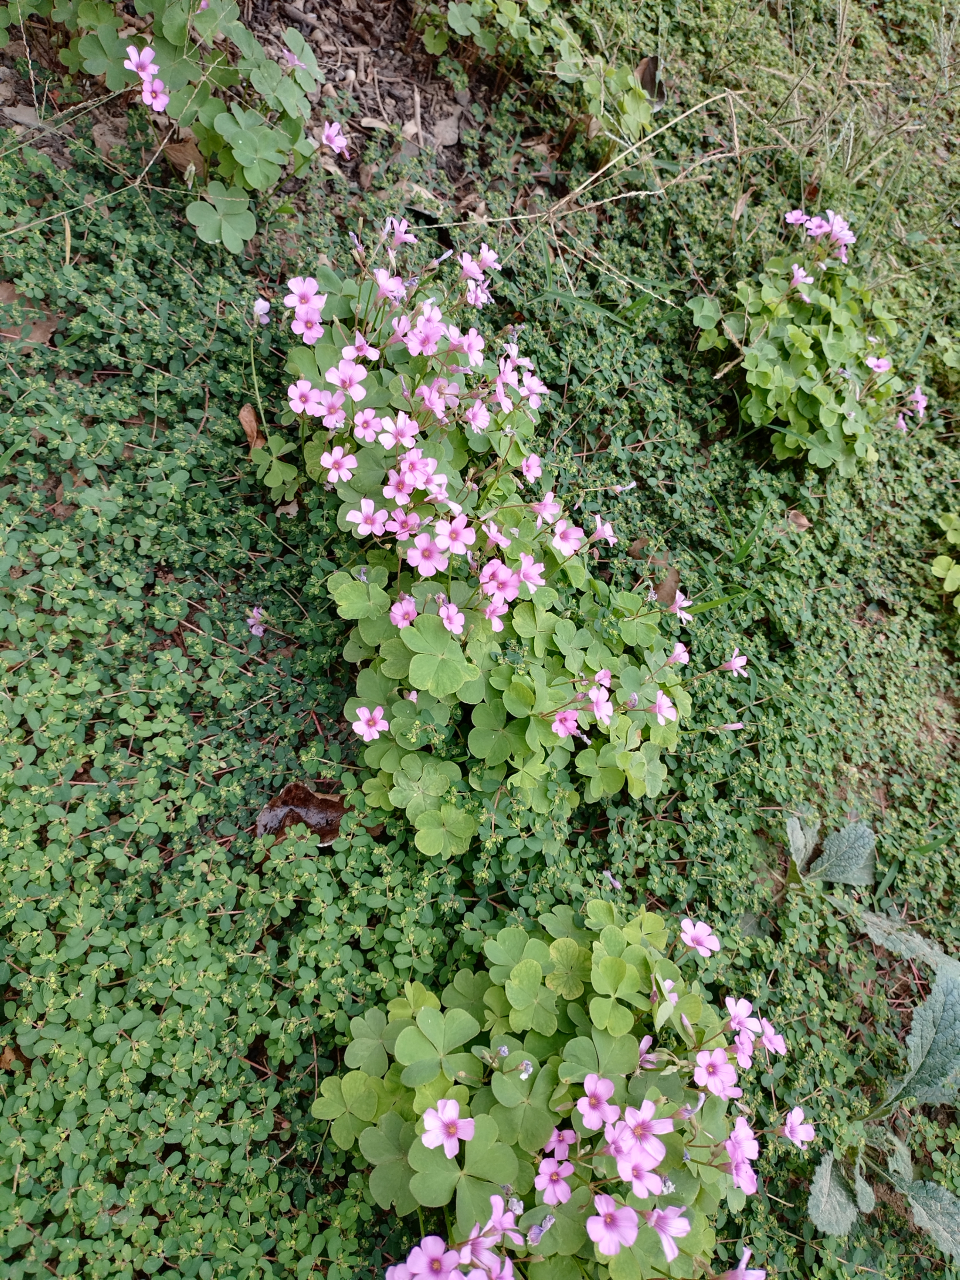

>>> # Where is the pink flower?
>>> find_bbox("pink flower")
[760,1018,786,1055]
[781,1106,816,1151]
[544,1127,576,1159]
[521,454,542,482]
[592,516,617,545]
[667,642,690,665]
[648,691,677,726]
[291,308,324,344]
[823,209,856,253]
[483,600,509,632]
[594,668,612,687]
[280,46,307,69]
[910,386,928,419]
[721,648,749,676]
[458,252,484,282]
[616,1150,664,1198]
[406,534,448,578]
[531,491,561,526]
[589,685,614,726]
[352,705,388,742]
[790,262,813,302]
[623,1101,673,1163]
[320,446,357,483]
[482,521,511,551]
[386,509,421,542]
[321,120,350,158]
[284,277,321,309]
[326,359,367,401]
[434,515,475,555]
[604,1119,637,1161]
[387,216,417,247]
[342,331,380,361]
[519,371,549,407]
[669,589,694,623]
[378,413,420,450]
[726,997,762,1035]
[346,499,389,537]
[642,1206,691,1263]
[725,1117,759,1193]
[587,1195,638,1257]
[318,390,346,430]
[517,553,546,590]
[458,1223,498,1274]
[246,607,265,637]
[405,1235,461,1278]
[477,243,501,271]
[733,1030,756,1069]
[805,214,831,239]
[721,1247,766,1279]
[552,708,579,738]
[785,209,809,225]
[866,355,892,374]
[141,77,169,112]
[479,561,521,604]
[721,721,745,730]
[416,380,448,420]
[694,1048,740,1098]
[374,269,406,304]
[353,408,381,443]
[681,918,720,957]
[577,1073,620,1130]
[253,298,271,325]
[288,379,323,416]
[385,1265,411,1280]
[124,45,158,77]
[438,602,465,635]
[466,279,492,307]
[552,519,585,556]
[421,1098,475,1159]
[638,1035,658,1069]
[652,976,679,1007]
[464,400,490,434]
[895,413,908,432]
[390,595,418,628]
[534,1157,573,1205]
[446,325,485,367]
[483,1196,524,1247]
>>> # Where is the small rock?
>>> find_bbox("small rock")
[432,114,461,147]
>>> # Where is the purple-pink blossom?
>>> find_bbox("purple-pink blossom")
[346,499,389,537]
[552,519,585,556]
[288,379,323,416]
[760,1017,786,1054]
[681,918,721,957]
[405,1236,461,1278]
[325,358,367,400]
[521,453,542,482]
[374,269,406,304]
[669,589,694,623]
[616,1149,664,1198]
[623,1101,673,1163]
[406,534,448,577]
[477,243,501,271]
[479,560,521,603]
[378,412,419,450]
[592,516,617,545]
[587,1195,638,1257]
[387,216,417,247]
[725,1117,759,1194]
[483,600,509,632]
[531,491,561,526]
[726,997,762,1035]
[352,705,388,742]
[280,46,307,69]
[353,408,380,443]
[320,120,350,158]
[552,708,579,738]
[517,553,546,590]
[694,1048,740,1097]
[785,209,809,225]
[483,1196,524,1247]
[253,298,271,325]
[390,595,418,628]
[438,602,465,635]
[642,1206,690,1263]
[434,515,475,555]
[534,1157,573,1205]
[721,1247,766,1279]
[910,386,928,419]
[544,1127,576,1159]
[576,1073,620,1130]
[320,446,357,483]
[246,607,265,637]
[421,1099,475,1158]
[733,1029,756,1069]
[291,309,323,343]
[866,355,892,374]
[790,262,813,302]
[648,691,677,726]
[342,331,379,361]
[667,641,690,665]
[588,684,614,726]
[124,45,158,78]
[721,647,748,676]
[638,1035,658,1069]
[141,78,169,112]
[284,277,321,309]
[781,1106,816,1150]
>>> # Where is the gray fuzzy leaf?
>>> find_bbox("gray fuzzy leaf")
[907,1181,960,1260]
[882,1130,914,1184]
[787,814,820,873]
[853,1159,876,1213]
[861,912,960,979]
[807,821,876,885]
[808,1153,859,1237]
[890,972,960,1106]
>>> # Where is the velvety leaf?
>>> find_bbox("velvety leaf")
[906,1180,960,1259]
[808,1153,858,1237]
[861,912,960,978]
[806,821,876,885]
[890,972,960,1105]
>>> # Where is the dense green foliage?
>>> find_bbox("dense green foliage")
[2,0,960,1277]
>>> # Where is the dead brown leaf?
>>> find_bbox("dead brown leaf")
[732,186,757,222]
[163,137,204,176]
[276,500,299,518]
[628,537,649,559]
[655,565,680,606]
[256,783,347,845]
[239,404,266,457]
[787,510,812,531]
[0,1045,17,1070]
[0,280,57,345]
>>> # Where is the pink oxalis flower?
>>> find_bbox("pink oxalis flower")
[577,1074,620,1130]
[587,1195,638,1257]
[642,1206,690,1263]
[781,1106,816,1150]
[681,918,721,958]
[352,706,388,742]
[421,1099,475,1159]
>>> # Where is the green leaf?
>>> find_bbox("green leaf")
[442,970,493,1025]
[786,813,820,873]
[805,820,876,884]
[344,1007,393,1077]
[545,937,591,999]
[328,573,391,621]
[468,700,527,766]
[890,972,960,1105]
[408,645,479,697]
[309,1071,378,1148]
[505,959,558,1036]
[860,912,960,978]
[186,183,256,253]
[358,1112,418,1215]
[808,1153,859,1237]
[414,803,478,859]
[407,1114,518,1232]
[394,1007,481,1086]
[905,1181,960,1260]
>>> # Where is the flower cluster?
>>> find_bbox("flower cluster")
[314,901,817,1280]
[123,44,169,114]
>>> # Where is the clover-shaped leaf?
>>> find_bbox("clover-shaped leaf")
[358,1112,418,1215]
[505,958,558,1036]
[344,1007,400,1077]
[394,1007,481,1086]
[186,182,256,253]
[310,1070,378,1148]
[408,1114,519,1234]
[414,803,477,858]
[545,936,591,999]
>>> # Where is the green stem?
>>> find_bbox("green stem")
[249,333,266,433]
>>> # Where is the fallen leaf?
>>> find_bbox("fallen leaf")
[163,137,204,176]
[359,162,377,191]
[0,280,57,345]
[0,1045,17,1069]
[655,565,680,605]
[239,404,266,457]
[732,186,756,222]
[787,510,812,531]
[91,121,127,156]
[360,116,393,130]
[628,537,649,559]
[256,782,347,845]
[2,103,39,127]
[276,500,299,518]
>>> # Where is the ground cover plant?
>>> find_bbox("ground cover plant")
[2,1,960,1279]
